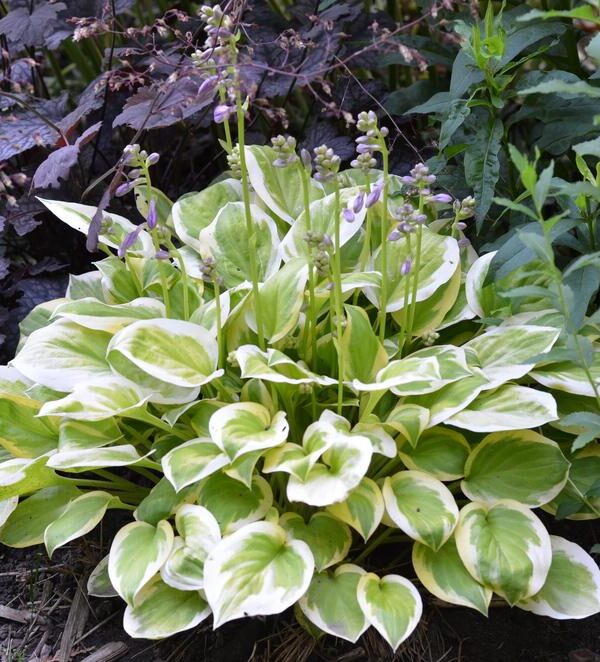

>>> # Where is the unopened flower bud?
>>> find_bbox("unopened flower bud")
[343,208,355,223]
[147,199,158,229]
[118,226,142,258]
[213,104,233,123]
[388,229,401,241]
[400,258,412,276]
[146,152,160,166]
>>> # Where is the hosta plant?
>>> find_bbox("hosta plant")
[1,119,600,645]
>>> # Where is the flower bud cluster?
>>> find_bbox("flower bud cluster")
[313,145,340,182]
[421,330,440,346]
[116,145,160,198]
[198,256,224,287]
[304,231,332,276]
[351,111,388,172]
[399,162,436,188]
[453,195,475,220]
[227,145,242,179]
[388,202,427,241]
[271,135,298,168]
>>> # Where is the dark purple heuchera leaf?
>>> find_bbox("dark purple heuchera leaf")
[32,122,102,189]
[59,75,108,133]
[113,76,215,130]
[4,197,44,236]
[0,94,67,161]
[0,2,67,52]
[301,120,355,161]
[0,258,9,281]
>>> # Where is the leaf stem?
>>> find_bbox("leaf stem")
[333,181,346,414]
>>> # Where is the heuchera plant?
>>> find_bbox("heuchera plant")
[1,6,600,649]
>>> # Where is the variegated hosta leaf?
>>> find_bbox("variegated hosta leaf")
[189,290,230,334]
[365,228,459,312]
[108,319,220,389]
[234,345,336,386]
[124,576,211,639]
[223,450,263,488]
[326,477,384,541]
[162,438,228,492]
[530,351,600,398]
[352,421,396,458]
[87,555,118,598]
[404,371,490,428]
[465,250,497,319]
[0,396,58,458]
[51,297,166,333]
[398,427,470,481]
[461,430,569,507]
[47,444,146,471]
[393,264,461,336]
[58,418,122,452]
[0,456,63,500]
[39,375,149,421]
[11,319,113,392]
[67,271,104,301]
[299,564,368,643]
[356,573,422,651]
[245,145,323,224]
[209,402,288,461]
[0,486,80,547]
[287,429,373,507]
[463,325,560,388]
[353,346,471,395]
[383,471,458,550]
[246,258,308,343]
[199,201,281,287]
[204,521,314,627]
[108,520,174,605]
[135,478,197,526]
[172,178,242,253]
[38,198,154,256]
[446,384,558,432]
[280,512,352,571]
[341,305,388,383]
[455,500,552,605]
[197,473,273,534]
[44,491,114,557]
[161,505,221,591]
[412,537,492,615]
[281,187,365,259]
[263,422,335,482]
[385,404,430,448]
[517,536,600,619]
[0,497,18,528]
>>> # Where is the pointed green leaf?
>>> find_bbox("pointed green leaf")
[462,430,569,507]
[109,520,174,605]
[326,477,384,541]
[44,491,114,557]
[124,576,211,639]
[299,564,368,643]
[47,444,145,471]
[205,521,314,626]
[386,404,430,448]
[162,438,228,493]
[412,537,491,615]
[531,352,600,398]
[197,473,273,534]
[446,385,558,432]
[87,555,118,598]
[0,397,58,458]
[398,427,470,481]
[517,536,600,619]
[209,402,288,461]
[341,305,388,383]
[383,471,458,550]
[455,500,552,605]
[280,512,352,571]
[357,573,422,651]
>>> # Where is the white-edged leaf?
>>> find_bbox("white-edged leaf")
[87,555,118,598]
[398,427,470,481]
[204,521,314,626]
[326,477,384,541]
[162,438,228,493]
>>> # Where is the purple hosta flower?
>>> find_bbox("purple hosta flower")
[398,221,415,234]
[428,193,452,204]
[388,229,401,242]
[118,226,143,258]
[147,199,158,230]
[455,221,467,231]
[352,192,364,214]
[365,180,384,208]
[115,181,134,197]
[399,175,416,186]
[146,152,160,166]
[272,158,290,168]
[400,258,412,276]
[155,249,170,260]
[213,104,233,124]
[343,208,355,223]
[411,213,427,225]
[198,74,219,96]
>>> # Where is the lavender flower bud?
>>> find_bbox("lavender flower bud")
[399,175,416,186]
[213,104,233,124]
[147,199,158,230]
[198,74,218,96]
[388,229,401,242]
[429,193,452,204]
[399,221,415,234]
[352,193,364,213]
[400,258,412,276]
[343,208,355,223]
[155,249,170,260]
[300,148,312,169]
[272,158,289,168]
[118,227,142,258]
[115,181,133,197]
[458,238,470,247]
[455,221,467,231]
[365,182,383,208]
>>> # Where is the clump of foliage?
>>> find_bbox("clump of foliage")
[1,1,600,649]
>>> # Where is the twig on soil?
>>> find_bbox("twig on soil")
[80,641,129,662]
[0,604,46,625]
[57,586,89,662]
